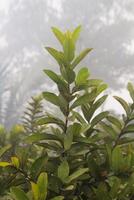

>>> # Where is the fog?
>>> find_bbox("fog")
[0,0,134,127]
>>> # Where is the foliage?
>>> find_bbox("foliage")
[0,26,134,199]
[22,95,45,134]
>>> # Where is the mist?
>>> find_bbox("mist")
[0,0,134,128]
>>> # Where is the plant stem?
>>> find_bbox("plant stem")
[64,83,70,134]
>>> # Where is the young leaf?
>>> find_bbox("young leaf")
[45,47,65,65]
[72,25,81,43]
[71,48,93,69]
[51,27,65,45]
[96,83,108,95]
[11,157,20,168]
[58,160,69,182]
[37,172,48,200]
[63,32,75,62]
[10,187,29,200]
[31,182,39,200]
[0,162,11,167]
[75,67,90,86]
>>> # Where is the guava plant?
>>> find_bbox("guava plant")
[0,26,134,200]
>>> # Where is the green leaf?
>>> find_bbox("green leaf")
[111,146,123,172]
[96,83,108,95]
[26,133,62,143]
[43,92,61,107]
[72,25,81,43]
[50,196,64,200]
[64,131,73,150]
[37,172,48,200]
[51,27,65,45]
[106,115,122,130]
[60,67,75,84]
[58,160,69,182]
[30,155,48,178]
[43,93,67,115]
[123,124,134,134]
[11,157,20,168]
[88,79,103,87]
[44,70,67,89]
[80,123,91,134]
[0,144,11,158]
[69,123,81,137]
[100,121,117,139]
[31,182,39,200]
[45,47,65,65]
[91,111,109,127]
[63,32,75,62]
[75,67,90,86]
[86,95,108,122]
[37,116,65,130]
[71,93,94,109]
[127,82,134,102]
[65,168,89,183]
[71,48,93,69]
[114,96,130,116]
[10,187,29,200]
[0,161,11,167]
[71,111,87,124]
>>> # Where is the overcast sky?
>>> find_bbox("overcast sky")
[0,0,134,127]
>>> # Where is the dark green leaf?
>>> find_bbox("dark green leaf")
[10,187,29,200]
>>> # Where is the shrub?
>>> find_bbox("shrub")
[0,26,134,200]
